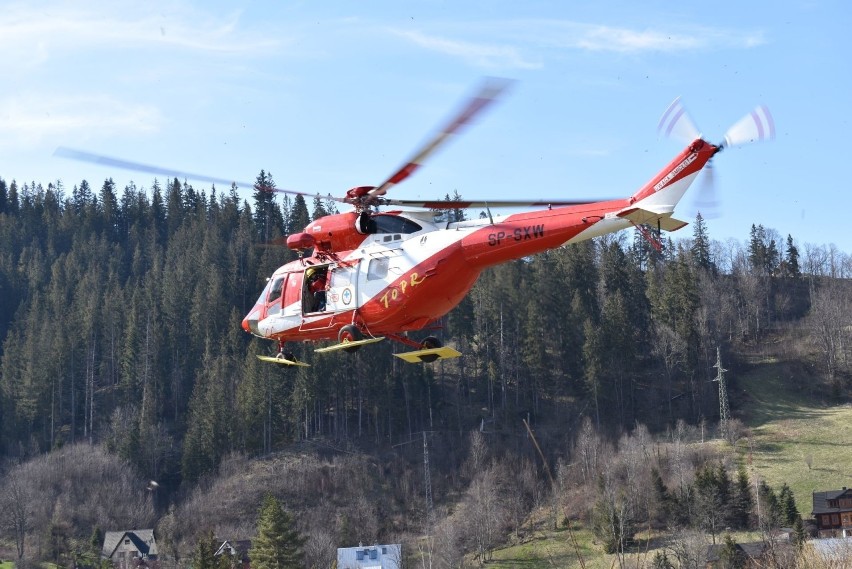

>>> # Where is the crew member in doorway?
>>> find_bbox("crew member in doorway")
[306,267,327,312]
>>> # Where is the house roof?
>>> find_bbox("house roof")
[705,541,767,563]
[337,544,401,569]
[102,529,158,559]
[811,538,852,560]
[216,540,252,561]
[812,487,852,514]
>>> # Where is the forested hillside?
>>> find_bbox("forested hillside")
[1,173,851,567]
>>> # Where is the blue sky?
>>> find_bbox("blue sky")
[2,0,850,253]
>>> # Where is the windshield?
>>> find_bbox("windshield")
[252,278,274,307]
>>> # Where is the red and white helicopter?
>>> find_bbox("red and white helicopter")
[56,79,773,365]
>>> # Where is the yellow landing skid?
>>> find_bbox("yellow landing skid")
[257,354,311,367]
[314,336,385,354]
[394,346,462,364]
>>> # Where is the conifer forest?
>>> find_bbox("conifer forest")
[1,173,851,568]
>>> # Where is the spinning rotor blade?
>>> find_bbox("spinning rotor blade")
[54,146,256,188]
[723,105,775,147]
[53,146,346,204]
[691,160,720,219]
[657,97,701,142]
[363,77,515,205]
[380,197,610,209]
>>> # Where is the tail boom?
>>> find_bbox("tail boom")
[629,139,718,209]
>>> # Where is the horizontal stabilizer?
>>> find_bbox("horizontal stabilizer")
[256,354,311,367]
[395,346,462,364]
[617,207,688,232]
[314,336,385,354]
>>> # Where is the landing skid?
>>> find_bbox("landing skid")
[257,354,311,367]
[394,346,462,364]
[314,336,385,354]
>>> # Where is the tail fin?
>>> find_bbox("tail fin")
[628,138,719,213]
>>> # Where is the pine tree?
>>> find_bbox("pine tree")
[650,550,675,569]
[99,178,120,241]
[792,516,807,549]
[784,234,800,278]
[778,483,799,526]
[649,468,672,526]
[311,195,328,221]
[0,177,7,214]
[730,467,753,530]
[287,194,310,237]
[191,530,228,569]
[251,494,304,569]
[253,170,284,242]
[719,534,745,568]
[691,212,713,272]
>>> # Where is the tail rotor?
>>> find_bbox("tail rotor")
[657,98,774,219]
[722,105,775,148]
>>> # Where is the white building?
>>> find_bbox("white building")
[337,544,401,569]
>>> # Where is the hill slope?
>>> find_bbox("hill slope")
[736,358,852,515]
[482,357,852,568]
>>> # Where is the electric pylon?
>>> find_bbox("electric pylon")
[712,347,731,440]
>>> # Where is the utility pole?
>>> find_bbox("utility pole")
[423,431,433,526]
[712,347,731,441]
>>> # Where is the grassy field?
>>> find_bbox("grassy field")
[484,357,852,567]
[735,359,852,509]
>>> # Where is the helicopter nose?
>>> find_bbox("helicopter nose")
[242,316,259,335]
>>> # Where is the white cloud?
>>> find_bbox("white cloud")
[0,2,281,71]
[393,19,767,64]
[391,29,542,70]
[0,94,162,147]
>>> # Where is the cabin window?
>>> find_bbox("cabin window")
[832,514,840,525]
[373,214,421,234]
[368,257,389,281]
[268,277,285,304]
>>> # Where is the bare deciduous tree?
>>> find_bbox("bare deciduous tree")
[1,464,33,560]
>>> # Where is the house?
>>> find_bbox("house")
[215,539,251,568]
[811,486,852,538]
[705,541,766,568]
[704,540,795,568]
[810,537,852,564]
[101,529,158,568]
[337,544,401,569]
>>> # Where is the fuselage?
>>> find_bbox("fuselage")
[241,138,718,346]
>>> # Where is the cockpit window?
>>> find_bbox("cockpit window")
[373,214,421,234]
[267,277,285,304]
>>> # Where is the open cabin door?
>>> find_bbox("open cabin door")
[281,271,303,319]
[324,262,360,313]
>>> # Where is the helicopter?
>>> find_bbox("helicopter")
[55,78,774,366]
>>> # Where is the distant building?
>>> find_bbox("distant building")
[812,486,852,538]
[337,544,401,569]
[216,539,252,569]
[704,541,764,568]
[101,529,158,568]
[810,537,852,564]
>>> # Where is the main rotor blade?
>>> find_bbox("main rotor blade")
[54,146,256,188]
[53,146,346,203]
[380,197,614,209]
[364,77,515,204]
